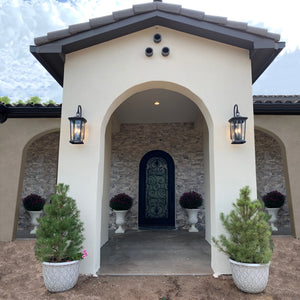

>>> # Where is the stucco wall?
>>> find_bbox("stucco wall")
[17,132,59,234]
[59,26,255,275]
[0,118,60,241]
[109,119,205,231]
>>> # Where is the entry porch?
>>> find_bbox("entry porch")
[98,230,212,276]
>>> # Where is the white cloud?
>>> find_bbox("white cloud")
[0,0,299,102]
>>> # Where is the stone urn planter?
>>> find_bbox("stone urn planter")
[265,207,280,231]
[28,210,42,234]
[262,191,285,231]
[230,259,270,293]
[42,260,80,292]
[109,193,133,234]
[185,208,200,232]
[114,210,128,233]
[179,191,203,232]
[22,193,45,234]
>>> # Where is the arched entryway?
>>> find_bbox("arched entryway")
[139,150,175,229]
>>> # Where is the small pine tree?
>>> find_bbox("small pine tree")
[212,186,273,264]
[34,184,84,263]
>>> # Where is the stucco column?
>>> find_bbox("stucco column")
[255,115,300,238]
[210,108,257,275]
[0,119,60,241]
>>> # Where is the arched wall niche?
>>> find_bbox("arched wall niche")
[16,130,60,237]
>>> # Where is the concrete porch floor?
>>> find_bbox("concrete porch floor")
[98,230,213,276]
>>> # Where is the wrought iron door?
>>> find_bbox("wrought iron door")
[139,150,175,228]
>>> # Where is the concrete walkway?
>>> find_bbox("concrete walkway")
[98,230,213,276]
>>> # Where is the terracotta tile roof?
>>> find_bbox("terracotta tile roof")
[34,2,280,46]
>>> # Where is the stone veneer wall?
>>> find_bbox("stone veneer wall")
[16,126,290,233]
[17,132,60,232]
[255,130,290,229]
[109,119,205,231]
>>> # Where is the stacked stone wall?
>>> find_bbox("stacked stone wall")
[16,126,290,235]
[17,132,60,232]
[109,120,205,231]
[255,130,290,229]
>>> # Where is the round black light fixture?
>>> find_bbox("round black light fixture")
[228,104,248,144]
[153,33,161,43]
[161,47,170,56]
[145,47,153,57]
[68,105,87,144]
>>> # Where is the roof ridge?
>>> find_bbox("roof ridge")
[34,1,281,46]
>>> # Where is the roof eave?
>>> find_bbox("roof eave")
[30,11,284,86]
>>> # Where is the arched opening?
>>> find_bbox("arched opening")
[255,128,291,235]
[16,130,60,238]
[99,85,212,275]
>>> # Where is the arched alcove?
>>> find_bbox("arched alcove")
[255,129,291,233]
[16,131,60,238]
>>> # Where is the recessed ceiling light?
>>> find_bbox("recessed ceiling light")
[154,101,160,106]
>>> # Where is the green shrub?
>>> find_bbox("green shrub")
[26,96,42,104]
[34,184,84,263]
[212,186,273,264]
[0,96,11,105]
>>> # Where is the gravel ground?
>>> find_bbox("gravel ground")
[0,236,299,300]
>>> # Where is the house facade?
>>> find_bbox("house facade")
[1,1,300,276]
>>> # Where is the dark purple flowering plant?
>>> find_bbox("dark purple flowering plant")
[179,191,203,209]
[262,190,285,208]
[23,194,45,211]
[109,193,133,210]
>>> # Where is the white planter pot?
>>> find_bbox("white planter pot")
[114,210,128,233]
[42,260,80,292]
[229,259,270,293]
[185,208,200,232]
[266,207,280,231]
[28,210,42,234]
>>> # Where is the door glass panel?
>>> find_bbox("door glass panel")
[145,157,168,218]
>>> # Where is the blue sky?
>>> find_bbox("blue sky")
[0,0,299,102]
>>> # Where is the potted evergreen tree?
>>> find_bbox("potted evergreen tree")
[213,186,273,293]
[34,184,86,293]
[179,191,203,232]
[109,193,133,233]
[262,190,285,231]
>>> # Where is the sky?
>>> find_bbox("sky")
[0,0,299,103]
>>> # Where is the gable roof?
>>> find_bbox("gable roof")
[30,1,285,86]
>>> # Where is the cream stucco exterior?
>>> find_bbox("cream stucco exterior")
[0,119,60,241]
[57,26,257,275]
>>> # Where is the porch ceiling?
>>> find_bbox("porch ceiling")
[114,89,200,123]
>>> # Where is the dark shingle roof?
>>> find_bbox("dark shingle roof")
[30,1,284,86]
[34,2,280,46]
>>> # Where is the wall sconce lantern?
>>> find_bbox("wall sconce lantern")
[228,104,248,144]
[68,105,87,144]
